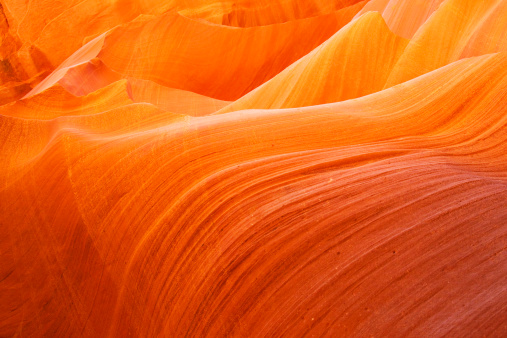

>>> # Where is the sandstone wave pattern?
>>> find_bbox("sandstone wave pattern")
[1,0,506,337]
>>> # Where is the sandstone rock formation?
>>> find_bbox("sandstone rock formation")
[1,0,506,336]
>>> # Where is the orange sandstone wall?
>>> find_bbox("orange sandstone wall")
[1,0,506,337]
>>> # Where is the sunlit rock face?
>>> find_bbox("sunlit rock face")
[1,0,507,336]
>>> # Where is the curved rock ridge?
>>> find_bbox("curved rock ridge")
[217,12,408,112]
[0,0,364,105]
[1,1,507,337]
[1,80,132,119]
[385,0,507,87]
[58,58,124,97]
[127,79,231,116]
[97,9,362,100]
[354,0,446,39]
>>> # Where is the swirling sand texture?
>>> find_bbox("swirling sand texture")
[1,0,506,336]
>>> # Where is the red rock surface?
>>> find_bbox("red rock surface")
[1,0,506,336]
